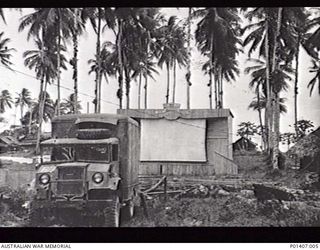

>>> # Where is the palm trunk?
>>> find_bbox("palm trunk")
[186,7,192,109]
[20,104,23,121]
[294,34,300,136]
[73,8,79,114]
[214,68,218,109]
[56,11,62,116]
[209,70,213,109]
[144,31,150,109]
[257,88,265,150]
[165,62,170,104]
[264,16,271,153]
[172,60,176,103]
[28,105,32,134]
[220,68,223,108]
[95,8,102,113]
[125,68,130,109]
[144,76,148,109]
[217,68,220,108]
[117,18,124,109]
[36,31,46,154]
[217,66,222,109]
[35,76,45,154]
[209,34,214,109]
[138,73,141,109]
[271,7,283,170]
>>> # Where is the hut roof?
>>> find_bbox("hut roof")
[311,126,320,138]
[0,136,19,146]
[233,137,257,151]
[287,134,320,158]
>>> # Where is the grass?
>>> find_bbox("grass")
[124,195,320,227]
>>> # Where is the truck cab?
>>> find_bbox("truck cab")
[30,114,140,227]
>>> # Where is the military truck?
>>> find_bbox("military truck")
[30,114,140,227]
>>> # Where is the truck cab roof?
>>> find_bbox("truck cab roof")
[52,113,139,126]
[41,137,119,146]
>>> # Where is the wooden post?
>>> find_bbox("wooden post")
[164,176,167,202]
[139,192,149,219]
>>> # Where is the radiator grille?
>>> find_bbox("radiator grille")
[58,167,83,180]
[56,181,84,196]
[56,166,85,196]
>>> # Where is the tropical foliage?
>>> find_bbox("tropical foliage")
[15,88,32,120]
[60,93,82,115]
[0,90,13,113]
[237,122,259,139]
[0,7,318,165]
[0,32,15,69]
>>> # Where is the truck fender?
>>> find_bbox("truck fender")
[107,177,121,190]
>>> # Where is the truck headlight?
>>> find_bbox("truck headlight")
[39,174,50,185]
[92,172,104,184]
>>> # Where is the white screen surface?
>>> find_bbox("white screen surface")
[140,118,206,162]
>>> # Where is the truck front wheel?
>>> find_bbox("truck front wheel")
[104,196,120,227]
[121,200,134,222]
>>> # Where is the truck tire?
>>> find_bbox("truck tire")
[76,129,111,139]
[121,200,134,222]
[104,196,120,227]
[28,208,41,227]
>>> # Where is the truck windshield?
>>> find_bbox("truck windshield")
[42,146,75,163]
[76,145,109,162]
[42,144,109,163]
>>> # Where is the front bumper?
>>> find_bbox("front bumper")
[31,199,113,215]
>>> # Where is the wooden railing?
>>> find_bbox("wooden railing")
[138,175,167,218]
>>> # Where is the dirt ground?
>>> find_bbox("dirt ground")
[0,149,319,227]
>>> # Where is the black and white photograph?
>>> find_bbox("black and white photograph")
[0,6,319,231]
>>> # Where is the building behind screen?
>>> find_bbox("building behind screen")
[118,103,238,176]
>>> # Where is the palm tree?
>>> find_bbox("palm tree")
[88,44,117,109]
[242,8,302,168]
[0,90,13,113]
[194,8,241,109]
[171,24,188,104]
[271,7,284,170]
[155,16,188,104]
[0,8,6,24]
[249,94,288,114]
[30,92,55,123]
[60,93,82,115]
[285,8,310,136]
[69,8,85,114]
[19,8,75,116]
[245,57,293,150]
[133,8,163,109]
[132,56,159,109]
[0,32,15,69]
[87,8,104,113]
[242,8,279,153]
[186,8,193,109]
[15,88,32,121]
[21,95,54,129]
[53,8,75,116]
[307,59,320,96]
[103,8,162,109]
[121,21,142,109]
[27,99,36,133]
[88,44,117,81]
[23,39,59,154]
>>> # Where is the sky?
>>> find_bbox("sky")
[0,8,319,151]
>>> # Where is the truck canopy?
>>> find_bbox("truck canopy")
[41,137,119,146]
[52,113,138,126]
